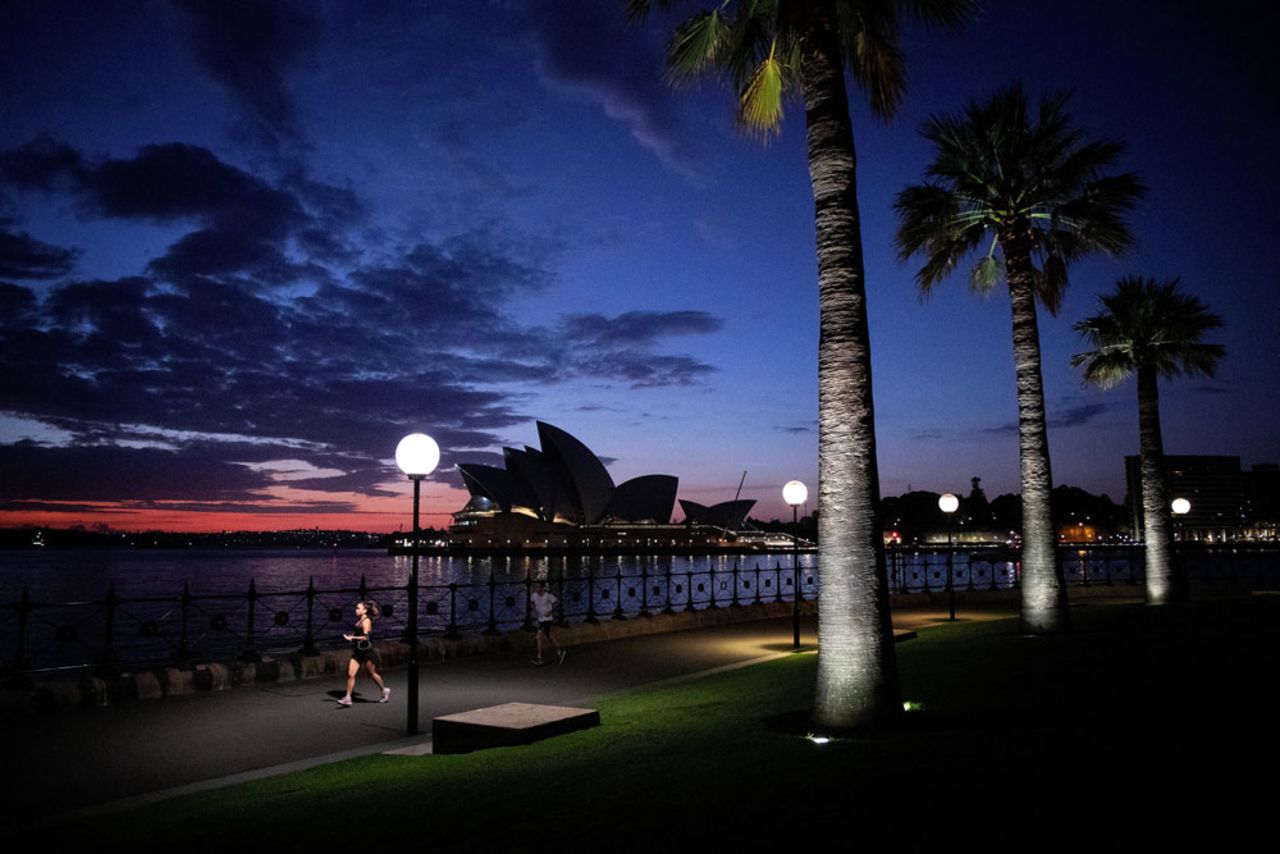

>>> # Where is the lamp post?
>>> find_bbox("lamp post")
[396,432,440,737]
[1171,497,1191,598]
[938,493,959,621]
[782,480,807,649]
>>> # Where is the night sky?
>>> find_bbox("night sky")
[1,1,1276,532]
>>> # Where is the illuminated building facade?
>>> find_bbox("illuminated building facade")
[1126,455,1279,542]
[448,422,758,553]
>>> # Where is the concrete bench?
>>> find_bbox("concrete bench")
[432,702,600,754]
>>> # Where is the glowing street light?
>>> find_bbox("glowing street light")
[783,480,807,649]
[396,432,439,736]
[1171,496,1192,547]
[938,493,959,621]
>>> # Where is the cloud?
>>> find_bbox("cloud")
[170,0,320,162]
[0,135,85,191]
[1053,403,1113,428]
[775,425,814,435]
[984,402,1114,435]
[0,283,40,325]
[543,310,723,388]
[1,138,365,286]
[0,228,80,279]
[524,0,702,178]
[588,352,717,388]
[0,138,725,511]
[0,443,267,502]
[563,310,722,346]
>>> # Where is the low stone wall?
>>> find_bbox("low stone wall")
[3,600,817,714]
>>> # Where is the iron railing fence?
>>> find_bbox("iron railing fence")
[4,545,1276,679]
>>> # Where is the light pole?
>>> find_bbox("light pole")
[396,432,440,736]
[1171,497,1191,599]
[938,493,959,621]
[783,480,807,649]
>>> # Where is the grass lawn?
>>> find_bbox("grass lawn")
[52,595,1278,850]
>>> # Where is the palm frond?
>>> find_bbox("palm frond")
[899,84,1145,313]
[898,0,979,31]
[1070,347,1133,390]
[970,252,1001,295]
[723,2,779,89]
[667,10,729,82]
[736,40,786,137]
[1172,342,1227,379]
[626,0,692,24]
[847,4,908,120]
[1074,276,1225,388]
[1036,253,1067,314]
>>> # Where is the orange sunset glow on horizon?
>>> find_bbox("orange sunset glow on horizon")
[0,481,470,533]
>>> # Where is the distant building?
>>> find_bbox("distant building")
[1125,455,1278,542]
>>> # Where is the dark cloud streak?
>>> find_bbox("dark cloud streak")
[171,0,319,163]
[0,228,80,279]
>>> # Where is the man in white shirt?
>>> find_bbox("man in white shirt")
[529,581,566,665]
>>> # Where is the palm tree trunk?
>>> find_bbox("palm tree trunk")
[1137,364,1184,603]
[800,7,900,728]
[1001,229,1070,633]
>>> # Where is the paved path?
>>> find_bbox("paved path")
[8,591,1135,825]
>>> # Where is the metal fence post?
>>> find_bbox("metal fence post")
[240,578,262,663]
[612,566,627,620]
[301,576,319,656]
[484,571,500,636]
[639,558,651,618]
[555,566,569,628]
[731,559,741,607]
[445,583,462,640]
[522,568,536,631]
[662,561,676,615]
[584,560,599,624]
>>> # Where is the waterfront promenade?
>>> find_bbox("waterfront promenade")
[10,585,1276,848]
[6,593,1044,824]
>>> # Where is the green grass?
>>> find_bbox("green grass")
[54,597,1279,850]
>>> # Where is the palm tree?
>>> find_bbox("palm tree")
[1072,277,1224,604]
[630,0,972,727]
[894,84,1144,634]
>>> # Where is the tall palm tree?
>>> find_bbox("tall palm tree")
[631,0,972,727]
[1072,276,1224,604]
[894,84,1144,634]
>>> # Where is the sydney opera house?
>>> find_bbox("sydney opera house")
[444,421,761,554]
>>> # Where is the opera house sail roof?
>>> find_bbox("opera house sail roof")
[456,421,682,527]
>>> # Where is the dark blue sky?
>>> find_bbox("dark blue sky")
[1,0,1276,530]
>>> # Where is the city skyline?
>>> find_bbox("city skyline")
[2,1,1277,532]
